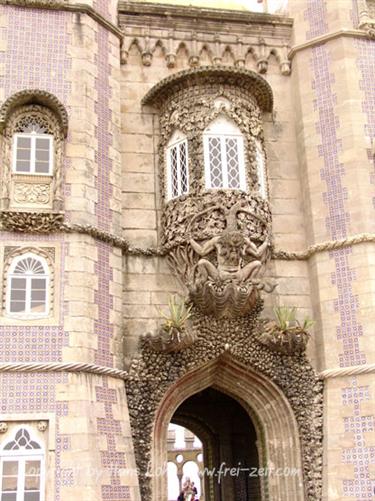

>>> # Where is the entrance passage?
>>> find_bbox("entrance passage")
[170,387,261,501]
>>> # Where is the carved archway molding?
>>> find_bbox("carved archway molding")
[152,355,304,501]
[0,89,68,136]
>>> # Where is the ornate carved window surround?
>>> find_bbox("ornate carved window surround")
[0,90,68,215]
[142,66,273,208]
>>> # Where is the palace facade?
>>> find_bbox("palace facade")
[0,1,374,500]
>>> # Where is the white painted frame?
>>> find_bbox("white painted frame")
[203,116,246,191]
[0,426,45,501]
[12,133,54,176]
[6,252,50,319]
[166,131,189,200]
[255,139,268,199]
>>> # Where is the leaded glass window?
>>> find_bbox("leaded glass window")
[203,117,246,190]
[167,132,189,200]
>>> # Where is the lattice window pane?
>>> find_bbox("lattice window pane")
[208,137,223,188]
[170,145,179,198]
[179,142,188,194]
[225,138,241,189]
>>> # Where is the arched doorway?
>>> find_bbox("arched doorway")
[152,355,305,501]
[171,388,261,501]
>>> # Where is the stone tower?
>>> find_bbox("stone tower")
[0,1,374,501]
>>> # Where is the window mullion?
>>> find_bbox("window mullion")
[221,136,228,188]
[17,458,24,501]
[49,136,53,174]
[31,135,36,174]
[26,276,32,314]
[176,143,181,196]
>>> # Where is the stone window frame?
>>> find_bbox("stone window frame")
[166,130,189,200]
[0,425,46,501]
[2,247,55,321]
[157,91,269,204]
[6,252,50,319]
[0,90,68,213]
[202,115,247,191]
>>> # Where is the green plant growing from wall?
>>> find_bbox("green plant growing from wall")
[158,295,193,333]
[258,306,315,355]
[144,295,195,353]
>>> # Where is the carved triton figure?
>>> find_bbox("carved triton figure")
[190,231,270,285]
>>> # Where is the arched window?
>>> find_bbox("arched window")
[0,427,45,501]
[12,121,53,175]
[203,116,246,190]
[255,140,267,199]
[0,91,68,212]
[166,131,189,200]
[6,253,49,317]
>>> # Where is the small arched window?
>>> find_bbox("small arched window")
[203,116,246,191]
[166,131,189,200]
[6,253,49,317]
[0,427,45,501]
[12,121,53,175]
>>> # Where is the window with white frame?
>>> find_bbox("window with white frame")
[12,122,53,176]
[255,140,267,199]
[6,253,49,317]
[203,117,246,190]
[0,427,44,501]
[166,131,189,200]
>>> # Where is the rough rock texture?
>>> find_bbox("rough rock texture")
[126,301,323,501]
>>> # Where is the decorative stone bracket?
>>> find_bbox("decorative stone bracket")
[121,31,291,75]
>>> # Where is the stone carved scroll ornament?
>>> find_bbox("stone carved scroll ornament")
[167,202,276,318]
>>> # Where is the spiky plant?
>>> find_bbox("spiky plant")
[273,306,314,332]
[158,295,192,332]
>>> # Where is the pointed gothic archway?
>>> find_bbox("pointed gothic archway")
[152,355,305,501]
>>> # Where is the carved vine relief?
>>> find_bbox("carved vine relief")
[151,74,274,317]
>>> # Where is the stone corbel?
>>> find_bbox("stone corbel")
[213,34,222,65]
[142,36,153,66]
[166,29,177,68]
[189,32,200,68]
[279,42,291,76]
[120,30,129,65]
[256,37,268,74]
[234,37,246,68]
